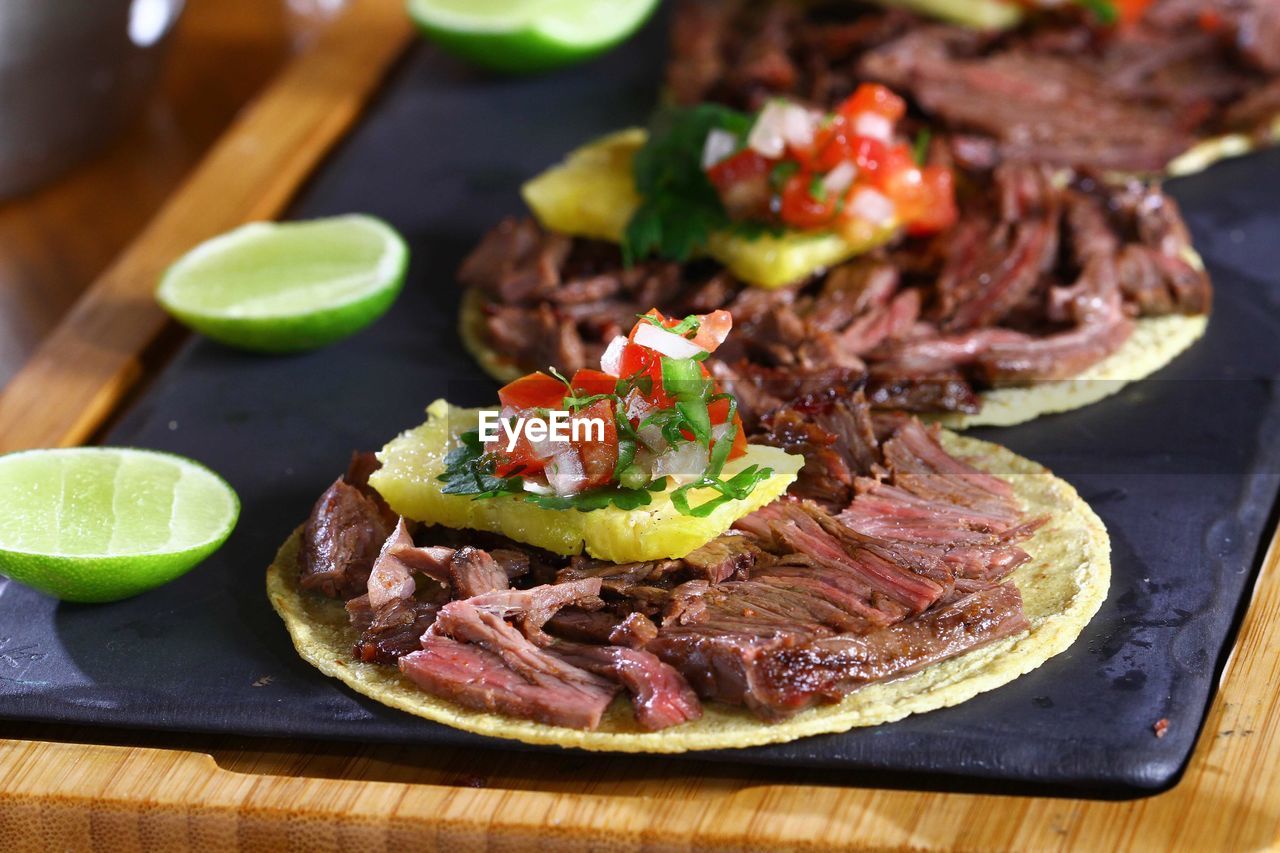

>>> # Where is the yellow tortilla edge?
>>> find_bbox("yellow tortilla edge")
[267,430,1110,752]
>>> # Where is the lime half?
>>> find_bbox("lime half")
[157,215,408,353]
[0,448,240,603]
[407,0,660,74]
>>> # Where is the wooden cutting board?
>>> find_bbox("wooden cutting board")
[0,1,1278,848]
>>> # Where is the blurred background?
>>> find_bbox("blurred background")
[0,0,348,387]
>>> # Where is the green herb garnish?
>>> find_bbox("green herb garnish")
[623,104,753,264]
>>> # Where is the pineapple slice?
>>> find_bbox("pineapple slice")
[370,400,803,563]
[521,130,897,290]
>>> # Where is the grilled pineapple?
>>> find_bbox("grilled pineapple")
[370,400,804,563]
[521,130,896,290]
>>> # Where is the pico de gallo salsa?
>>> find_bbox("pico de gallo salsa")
[621,84,956,265]
[438,310,774,518]
[703,84,956,240]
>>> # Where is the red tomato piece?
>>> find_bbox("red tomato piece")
[498,371,566,410]
[570,368,617,397]
[691,309,733,353]
[906,166,957,236]
[837,83,906,124]
[812,130,888,175]
[705,149,770,190]
[780,172,839,229]
[706,149,773,221]
[1117,0,1154,26]
[571,399,618,488]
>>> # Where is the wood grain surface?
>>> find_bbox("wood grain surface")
[0,0,307,389]
[0,1,1278,849]
[0,0,411,453]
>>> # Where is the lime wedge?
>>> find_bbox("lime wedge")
[407,0,659,73]
[156,215,408,353]
[0,448,240,603]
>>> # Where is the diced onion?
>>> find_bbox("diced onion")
[633,322,707,359]
[521,479,555,495]
[712,422,733,442]
[748,101,817,158]
[847,187,897,227]
[701,129,738,169]
[545,449,586,495]
[781,104,816,149]
[636,422,668,453]
[651,443,710,484]
[599,335,627,375]
[822,161,858,196]
[747,101,788,158]
[526,428,570,461]
[852,112,893,143]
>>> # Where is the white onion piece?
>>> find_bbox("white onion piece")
[636,422,668,453]
[852,112,893,143]
[526,429,570,461]
[651,443,710,484]
[545,449,587,495]
[822,161,858,196]
[521,479,555,495]
[747,101,789,158]
[633,322,706,359]
[780,103,815,149]
[624,388,654,421]
[599,335,628,375]
[701,128,738,169]
[712,422,733,443]
[847,187,897,226]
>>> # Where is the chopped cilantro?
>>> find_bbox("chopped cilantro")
[623,104,753,264]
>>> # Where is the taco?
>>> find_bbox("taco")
[668,0,1280,177]
[458,89,1211,428]
[269,310,1109,750]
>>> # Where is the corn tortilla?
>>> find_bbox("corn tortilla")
[267,429,1110,752]
[459,288,1209,430]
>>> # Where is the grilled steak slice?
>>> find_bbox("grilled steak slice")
[400,579,620,730]
[449,546,510,599]
[552,642,704,730]
[400,628,619,730]
[348,594,441,664]
[681,534,763,583]
[649,582,1027,719]
[298,477,394,599]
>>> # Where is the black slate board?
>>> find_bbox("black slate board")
[2,20,1279,795]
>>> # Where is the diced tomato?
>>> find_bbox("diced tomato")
[498,371,565,410]
[706,399,748,460]
[779,172,839,229]
[706,149,773,220]
[811,130,888,175]
[836,84,906,125]
[690,309,733,353]
[570,399,618,488]
[864,142,916,192]
[490,423,547,478]
[906,166,956,235]
[570,368,617,397]
[1116,0,1154,27]
[705,148,770,190]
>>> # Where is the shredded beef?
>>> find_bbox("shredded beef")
[298,477,394,599]
[667,0,1280,173]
